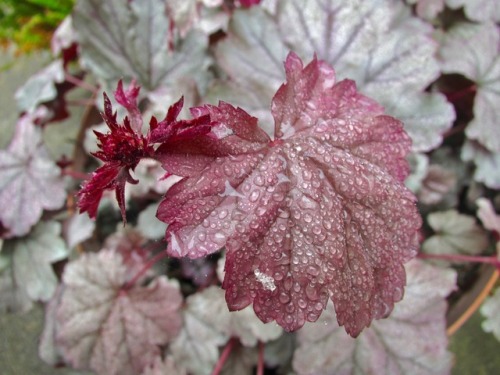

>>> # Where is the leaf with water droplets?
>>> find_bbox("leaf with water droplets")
[208,1,455,151]
[158,53,421,337]
[293,260,456,375]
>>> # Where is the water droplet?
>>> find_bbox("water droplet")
[249,190,260,202]
[305,283,319,300]
[212,232,226,245]
[256,207,267,217]
[306,265,319,276]
[254,175,265,186]
[279,293,290,304]
[298,299,307,309]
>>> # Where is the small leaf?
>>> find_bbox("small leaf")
[476,198,500,236]
[169,288,229,375]
[137,202,168,240]
[56,250,183,375]
[418,164,456,205]
[0,257,32,313]
[446,0,500,22]
[141,356,187,375]
[439,22,500,153]
[14,60,65,113]
[200,286,283,346]
[292,259,456,375]
[63,213,95,249]
[158,53,421,336]
[406,0,445,20]
[480,287,500,341]
[0,113,66,237]
[461,140,500,189]
[1,221,68,306]
[423,210,489,258]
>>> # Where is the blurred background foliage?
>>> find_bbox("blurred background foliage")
[0,0,74,53]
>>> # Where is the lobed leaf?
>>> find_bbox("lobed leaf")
[423,210,489,259]
[14,60,65,114]
[446,0,500,22]
[292,260,456,375]
[158,53,421,337]
[169,287,230,375]
[141,356,187,375]
[209,0,455,152]
[55,250,183,375]
[481,287,500,342]
[0,113,66,237]
[439,22,500,153]
[73,0,210,93]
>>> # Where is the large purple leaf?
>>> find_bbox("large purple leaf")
[55,250,183,375]
[73,0,210,92]
[439,22,500,154]
[209,0,455,151]
[292,260,456,375]
[0,114,66,237]
[158,53,421,337]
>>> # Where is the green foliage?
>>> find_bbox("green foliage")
[0,0,74,53]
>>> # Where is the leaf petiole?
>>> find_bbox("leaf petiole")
[123,251,170,289]
[212,338,237,375]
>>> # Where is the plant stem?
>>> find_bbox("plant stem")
[447,269,499,336]
[123,251,170,289]
[212,338,236,375]
[61,168,90,180]
[67,99,97,107]
[444,84,477,103]
[64,72,98,93]
[257,341,265,375]
[418,252,500,268]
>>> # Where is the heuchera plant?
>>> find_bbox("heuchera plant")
[2,0,500,374]
[79,53,421,336]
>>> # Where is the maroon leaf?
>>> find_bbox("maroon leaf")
[55,250,183,375]
[157,53,421,336]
